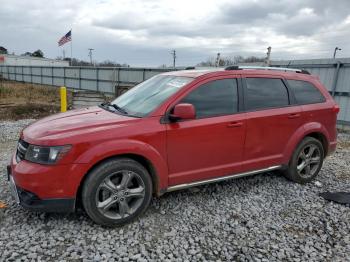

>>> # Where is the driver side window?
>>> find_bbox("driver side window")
[181,78,238,119]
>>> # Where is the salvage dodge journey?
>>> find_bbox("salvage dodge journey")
[8,66,339,226]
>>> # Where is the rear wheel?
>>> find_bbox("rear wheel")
[283,137,324,183]
[82,158,152,227]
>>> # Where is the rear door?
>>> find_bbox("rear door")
[242,76,303,171]
[166,77,246,186]
[286,79,337,150]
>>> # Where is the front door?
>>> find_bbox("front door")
[166,77,246,186]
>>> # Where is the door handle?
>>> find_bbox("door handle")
[227,122,243,128]
[288,113,300,119]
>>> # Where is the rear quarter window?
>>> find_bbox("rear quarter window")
[287,80,326,105]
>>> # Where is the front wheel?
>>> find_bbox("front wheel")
[82,158,153,227]
[283,137,324,184]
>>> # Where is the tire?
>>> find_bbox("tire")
[82,158,153,227]
[282,137,324,184]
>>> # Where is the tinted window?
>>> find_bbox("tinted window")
[244,78,289,111]
[181,79,238,118]
[287,80,325,104]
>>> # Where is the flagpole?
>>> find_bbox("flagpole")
[70,29,73,66]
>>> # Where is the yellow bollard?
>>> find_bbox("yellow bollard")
[60,86,67,112]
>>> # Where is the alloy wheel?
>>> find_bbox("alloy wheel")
[296,144,321,179]
[95,170,145,219]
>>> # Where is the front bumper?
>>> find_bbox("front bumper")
[8,153,90,212]
[7,165,75,212]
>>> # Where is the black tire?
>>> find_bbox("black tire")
[282,137,324,184]
[82,158,152,227]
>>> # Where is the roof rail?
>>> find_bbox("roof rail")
[225,65,310,74]
[224,65,240,70]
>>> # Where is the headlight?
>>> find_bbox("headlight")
[25,145,71,165]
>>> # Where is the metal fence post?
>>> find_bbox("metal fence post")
[79,67,81,89]
[63,67,66,87]
[40,67,43,85]
[115,68,120,96]
[331,61,341,97]
[96,67,99,91]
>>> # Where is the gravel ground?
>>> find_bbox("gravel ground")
[0,119,350,261]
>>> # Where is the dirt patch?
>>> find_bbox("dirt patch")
[338,140,350,149]
[0,80,71,120]
[0,103,60,120]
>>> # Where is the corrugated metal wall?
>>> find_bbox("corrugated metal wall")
[1,58,349,125]
[0,66,171,94]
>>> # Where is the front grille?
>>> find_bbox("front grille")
[16,139,29,162]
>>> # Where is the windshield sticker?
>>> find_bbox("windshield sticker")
[167,79,189,88]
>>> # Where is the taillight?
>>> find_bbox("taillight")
[332,104,340,114]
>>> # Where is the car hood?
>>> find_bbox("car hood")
[22,106,139,144]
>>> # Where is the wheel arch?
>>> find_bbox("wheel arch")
[303,132,328,156]
[75,153,162,210]
[283,122,330,164]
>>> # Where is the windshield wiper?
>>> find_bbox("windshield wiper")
[101,102,128,115]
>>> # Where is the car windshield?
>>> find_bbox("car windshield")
[111,75,193,117]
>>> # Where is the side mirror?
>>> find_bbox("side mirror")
[169,103,196,121]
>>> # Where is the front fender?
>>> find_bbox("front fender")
[282,122,329,164]
[74,139,168,192]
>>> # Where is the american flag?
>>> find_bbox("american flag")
[58,30,72,46]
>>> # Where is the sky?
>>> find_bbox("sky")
[1,0,350,67]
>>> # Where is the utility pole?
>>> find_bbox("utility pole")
[171,50,176,69]
[88,48,94,66]
[215,53,221,67]
[333,47,341,59]
[264,46,271,66]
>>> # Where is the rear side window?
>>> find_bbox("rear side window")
[287,80,326,105]
[244,78,289,111]
[181,79,238,118]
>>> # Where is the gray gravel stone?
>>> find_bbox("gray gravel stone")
[0,120,350,261]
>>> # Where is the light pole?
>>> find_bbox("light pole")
[333,47,341,59]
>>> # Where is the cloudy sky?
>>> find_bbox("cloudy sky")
[1,0,350,66]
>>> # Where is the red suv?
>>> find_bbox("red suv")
[8,66,339,226]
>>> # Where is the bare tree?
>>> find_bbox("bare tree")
[0,46,8,54]
[31,50,44,58]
